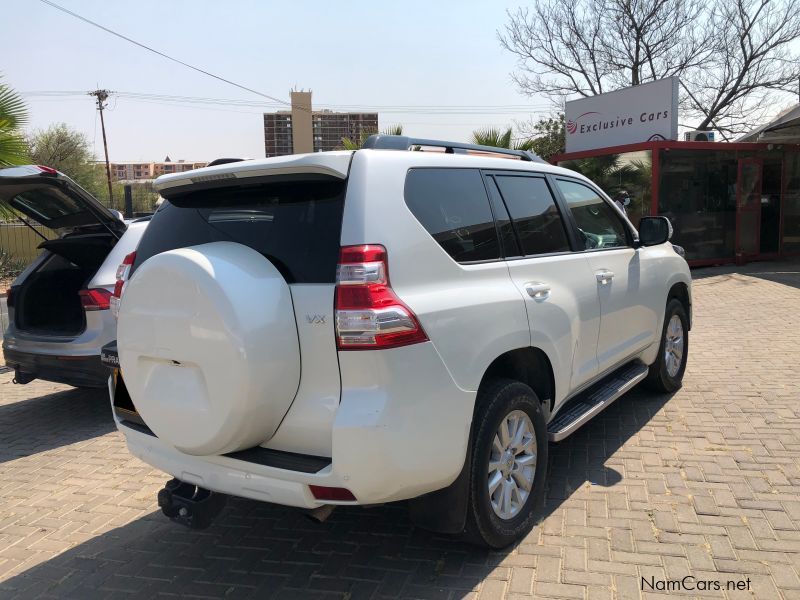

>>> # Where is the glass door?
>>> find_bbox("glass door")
[736,158,762,259]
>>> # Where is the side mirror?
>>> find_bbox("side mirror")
[638,216,673,246]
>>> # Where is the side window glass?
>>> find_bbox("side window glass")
[556,179,628,250]
[404,168,501,262]
[493,175,571,255]
[484,176,521,257]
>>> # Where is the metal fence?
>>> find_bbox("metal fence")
[0,221,54,264]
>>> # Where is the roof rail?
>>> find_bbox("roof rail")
[362,134,546,163]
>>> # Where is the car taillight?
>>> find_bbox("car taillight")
[6,287,16,308]
[334,244,427,350]
[110,251,136,318]
[36,165,58,175]
[79,288,112,311]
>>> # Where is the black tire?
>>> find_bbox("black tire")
[463,379,548,549]
[645,298,689,393]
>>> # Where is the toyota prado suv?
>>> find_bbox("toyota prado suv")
[106,135,691,548]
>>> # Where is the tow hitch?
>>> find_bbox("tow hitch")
[12,369,35,385]
[157,478,228,529]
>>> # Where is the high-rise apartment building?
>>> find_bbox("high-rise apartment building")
[264,91,378,157]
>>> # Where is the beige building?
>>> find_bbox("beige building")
[264,91,379,157]
[109,157,207,181]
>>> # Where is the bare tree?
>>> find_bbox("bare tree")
[681,0,800,137]
[500,0,800,137]
[500,0,710,98]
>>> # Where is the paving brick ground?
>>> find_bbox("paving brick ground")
[1,260,799,599]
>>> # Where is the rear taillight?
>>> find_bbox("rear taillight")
[6,287,16,308]
[334,244,427,350]
[79,288,112,311]
[110,251,136,318]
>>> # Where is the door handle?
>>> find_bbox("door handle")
[525,282,551,301]
[595,270,614,285]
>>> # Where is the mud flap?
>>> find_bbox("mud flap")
[408,439,472,535]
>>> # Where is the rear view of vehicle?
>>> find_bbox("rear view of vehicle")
[0,165,145,387]
[111,150,479,528]
[110,137,690,549]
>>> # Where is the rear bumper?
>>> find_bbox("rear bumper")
[114,341,476,508]
[3,347,107,387]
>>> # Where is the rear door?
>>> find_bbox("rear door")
[0,165,125,238]
[133,172,349,456]
[485,171,601,401]
[553,177,659,374]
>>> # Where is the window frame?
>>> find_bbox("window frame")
[549,175,637,252]
[481,169,579,260]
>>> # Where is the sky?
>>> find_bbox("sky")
[1,0,554,162]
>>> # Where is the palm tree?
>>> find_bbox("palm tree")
[0,77,29,167]
[471,127,535,151]
[341,124,404,150]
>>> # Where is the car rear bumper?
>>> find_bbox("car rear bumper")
[113,342,476,507]
[3,347,107,387]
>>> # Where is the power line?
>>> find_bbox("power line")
[22,90,555,115]
[39,0,294,108]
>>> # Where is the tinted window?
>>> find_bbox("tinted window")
[12,189,83,220]
[484,177,521,257]
[494,175,570,255]
[133,178,346,283]
[405,168,501,262]
[556,179,628,250]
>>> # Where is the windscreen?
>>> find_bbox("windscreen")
[132,177,346,284]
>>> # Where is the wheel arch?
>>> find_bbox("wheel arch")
[477,347,556,419]
[667,281,691,330]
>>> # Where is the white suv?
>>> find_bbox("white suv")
[107,135,691,548]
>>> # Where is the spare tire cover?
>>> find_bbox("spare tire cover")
[117,241,300,456]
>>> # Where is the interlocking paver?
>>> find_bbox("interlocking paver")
[0,259,799,599]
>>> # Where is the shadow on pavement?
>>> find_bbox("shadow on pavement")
[0,384,113,465]
[691,258,800,290]
[0,386,673,598]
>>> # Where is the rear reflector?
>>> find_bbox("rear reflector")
[79,288,112,311]
[335,245,428,350]
[308,485,357,502]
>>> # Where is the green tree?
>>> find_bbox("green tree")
[341,124,404,150]
[470,126,538,151]
[472,117,566,161]
[521,115,565,161]
[0,77,29,167]
[27,123,108,198]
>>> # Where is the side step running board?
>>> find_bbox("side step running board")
[547,361,649,442]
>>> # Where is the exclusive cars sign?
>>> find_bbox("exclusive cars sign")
[565,77,679,153]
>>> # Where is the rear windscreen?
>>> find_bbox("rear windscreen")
[132,178,346,283]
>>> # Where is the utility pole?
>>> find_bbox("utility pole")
[89,89,114,204]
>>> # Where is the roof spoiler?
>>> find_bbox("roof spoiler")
[362,134,547,163]
[207,157,246,167]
